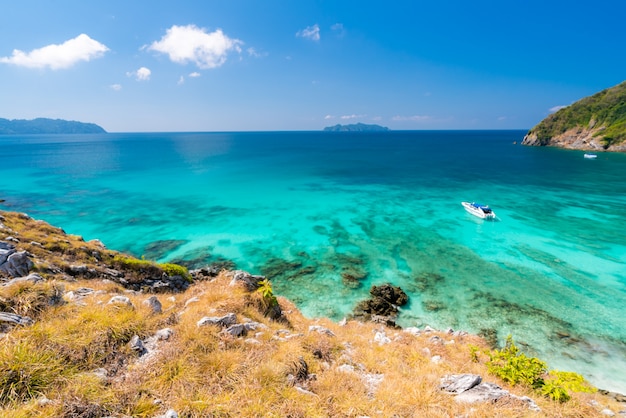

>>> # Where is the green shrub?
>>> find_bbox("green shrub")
[541,370,596,402]
[112,255,192,281]
[256,279,278,310]
[487,335,546,389]
[160,263,192,282]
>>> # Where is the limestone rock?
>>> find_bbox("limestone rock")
[441,374,541,412]
[155,328,174,341]
[228,270,266,290]
[309,325,335,337]
[108,295,133,307]
[0,312,34,326]
[197,313,237,328]
[440,374,482,394]
[4,273,44,286]
[143,295,163,314]
[129,335,146,355]
[374,330,391,345]
[0,249,33,277]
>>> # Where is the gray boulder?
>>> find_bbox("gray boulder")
[4,273,44,286]
[441,374,541,412]
[129,335,146,355]
[228,270,266,290]
[143,296,162,314]
[440,374,482,394]
[222,322,263,337]
[0,242,15,264]
[309,325,335,337]
[108,295,133,307]
[0,312,34,326]
[0,250,33,277]
[197,313,237,328]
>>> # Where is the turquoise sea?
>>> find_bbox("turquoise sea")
[1,130,625,393]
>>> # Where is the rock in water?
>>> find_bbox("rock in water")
[351,283,408,326]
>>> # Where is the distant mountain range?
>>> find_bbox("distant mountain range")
[522,80,626,151]
[0,118,106,134]
[323,123,389,132]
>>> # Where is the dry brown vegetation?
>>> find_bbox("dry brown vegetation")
[0,210,622,417]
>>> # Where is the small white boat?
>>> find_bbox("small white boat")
[584,153,597,159]
[462,201,496,219]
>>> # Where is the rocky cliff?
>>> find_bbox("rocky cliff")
[522,81,626,151]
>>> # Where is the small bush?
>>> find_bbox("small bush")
[541,370,596,402]
[487,335,546,389]
[257,279,278,310]
[160,263,192,282]
[112,255,191,281]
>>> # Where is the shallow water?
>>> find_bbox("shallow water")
[1,130,625,392]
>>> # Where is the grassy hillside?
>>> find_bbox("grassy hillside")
[0,211,622,417]
[525,81,626,148]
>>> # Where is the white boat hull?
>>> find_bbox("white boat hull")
[462,201,496,219]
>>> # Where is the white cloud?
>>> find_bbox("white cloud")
[148,24,243,69]
[178,76,185,85]
[341,114,365,120]
[331,23,346,38]
[127,66,151,81]
[0,34,108,70]
[392,115,432,122]
[110,83,122,91]
[247,47,267,58]
[324,115,334,120]
[549,105,567,113]
[189,72,201,78]
[497,116,507,121]
[297,24,320,41]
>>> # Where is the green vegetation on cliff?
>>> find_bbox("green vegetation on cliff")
[323,123,389,132]
[0,118,106,134]
[526,81,626,148]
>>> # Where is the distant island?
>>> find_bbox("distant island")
[522,80,626,152]
[323,123,390,132]
[0,118,106,134]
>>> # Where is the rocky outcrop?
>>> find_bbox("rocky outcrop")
[522,126,626,152]
[351,283,408,327]
[440,374,541,412]
[0,242,33,278]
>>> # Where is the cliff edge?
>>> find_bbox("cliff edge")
[522,81,626,151]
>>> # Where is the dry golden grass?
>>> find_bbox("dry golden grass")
[0,210,624,417]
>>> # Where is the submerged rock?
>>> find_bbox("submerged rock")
[351,283,408,327]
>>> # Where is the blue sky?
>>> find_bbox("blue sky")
[1,0,625,132]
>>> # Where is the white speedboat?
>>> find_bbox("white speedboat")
[462,202,496,219]
[584,153,597,159]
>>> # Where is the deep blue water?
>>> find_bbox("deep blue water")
[1,130,626,392]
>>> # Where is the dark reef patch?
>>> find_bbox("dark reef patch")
[143,239,188,260]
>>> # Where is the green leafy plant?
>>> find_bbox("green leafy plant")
[468,345,481,363]
[112,255,191,281]
[256,279,278,309]
[160,263,192,282]
[541,370,596,402]
[487,335,546,389]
